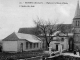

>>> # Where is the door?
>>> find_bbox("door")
[56,44,58,51]
[20,43,23,52]
[69,37,74,51]
[58,44,62,52]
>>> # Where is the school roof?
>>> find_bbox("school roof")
[2,32,41,43]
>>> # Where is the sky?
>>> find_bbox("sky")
[0,0,78,39]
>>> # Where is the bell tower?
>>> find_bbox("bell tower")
[73,0,80,50]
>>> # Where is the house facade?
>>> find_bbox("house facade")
[49,31,73,52]
[2,32,42,52]
[50,37,69,52]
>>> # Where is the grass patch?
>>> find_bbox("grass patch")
[0,50,49,60]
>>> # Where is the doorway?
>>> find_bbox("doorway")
[0,46,2,52]
[20,43,23,52]
[69,37,74,51]
[56,44,58,51]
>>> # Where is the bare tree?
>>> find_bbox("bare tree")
[34,18,58,49]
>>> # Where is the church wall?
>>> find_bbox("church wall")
[73,20,76,27]
[74,36,80,43]
[74,28,80,33]
[74,43,80,50]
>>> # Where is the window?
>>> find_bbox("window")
[30,43,32,49]
[62,44,64,49]
[78,21,79,26]
[76,21,78,26]
[61,38,64,41]
[76,21,77,26]
[37,43,38,47]
[26,42,28,49]
[34,43,36,48]
[76,21,80,27]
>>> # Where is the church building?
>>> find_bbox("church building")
[73,0,80,50]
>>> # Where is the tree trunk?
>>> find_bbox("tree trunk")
[46,40,49,50]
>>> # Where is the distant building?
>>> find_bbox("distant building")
[18,25,73,49]
[18,24,73,35]
[2,32,42,52]
[73,0,80,50]
[49,31,69,52]
[57,24,73,33]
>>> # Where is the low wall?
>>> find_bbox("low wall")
[46,55,80,60]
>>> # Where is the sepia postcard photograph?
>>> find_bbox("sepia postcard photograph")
[0,0,80,60]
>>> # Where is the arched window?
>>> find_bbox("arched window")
[76,20,80,27]
[76,21,79,27]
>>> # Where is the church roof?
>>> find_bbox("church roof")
[74,0,80,19]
